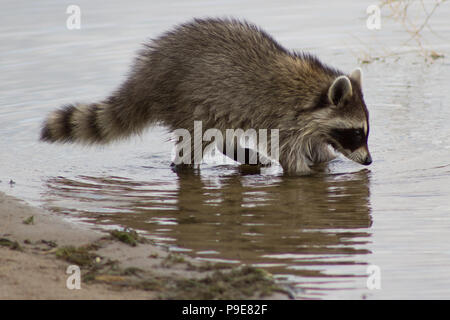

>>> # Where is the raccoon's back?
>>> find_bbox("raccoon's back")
[138,18,296,127]
[147,18,288,71]
[141,19,339,129]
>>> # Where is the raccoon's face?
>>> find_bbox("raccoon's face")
[324,68,372,166]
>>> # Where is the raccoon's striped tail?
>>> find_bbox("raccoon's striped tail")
[40,100,150,144]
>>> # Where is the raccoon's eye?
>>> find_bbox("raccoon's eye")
[355,129,363,137]
[353,129,365,143]
[329,128,365,152]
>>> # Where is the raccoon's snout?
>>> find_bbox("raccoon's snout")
[349,147,372,166]
[362,154,372,166]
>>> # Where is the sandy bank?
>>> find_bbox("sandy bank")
[0,192,290,300]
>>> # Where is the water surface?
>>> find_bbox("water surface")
[1,0,450,299]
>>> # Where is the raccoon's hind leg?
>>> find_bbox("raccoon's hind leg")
[170,130,210,171]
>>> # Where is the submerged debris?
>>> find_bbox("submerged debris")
[163,266,283,300]
[55,245,98,267]
[0,238,22,251]
[109,228,147,247]
[49,240,287,299]
[22,216,34,225]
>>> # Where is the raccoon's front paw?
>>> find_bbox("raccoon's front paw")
[242,148,272,167]
[238,164,262,175]
[170,162,198,173]
[257,156,272,167]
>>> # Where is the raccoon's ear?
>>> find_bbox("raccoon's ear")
[350,68,362,87]
[328,76,353,106]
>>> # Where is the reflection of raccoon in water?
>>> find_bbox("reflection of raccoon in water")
[41,18,371,174]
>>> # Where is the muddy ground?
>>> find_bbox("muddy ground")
[0,192,290,300]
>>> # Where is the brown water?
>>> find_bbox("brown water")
[1,0,450,299]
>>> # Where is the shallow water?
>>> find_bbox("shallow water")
[1,0,450,299]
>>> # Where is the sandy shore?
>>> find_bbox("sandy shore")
[0,192,289,300]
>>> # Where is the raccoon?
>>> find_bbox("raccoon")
[40,18,371,174]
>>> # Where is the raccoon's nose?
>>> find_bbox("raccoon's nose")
[362,154,372,165]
